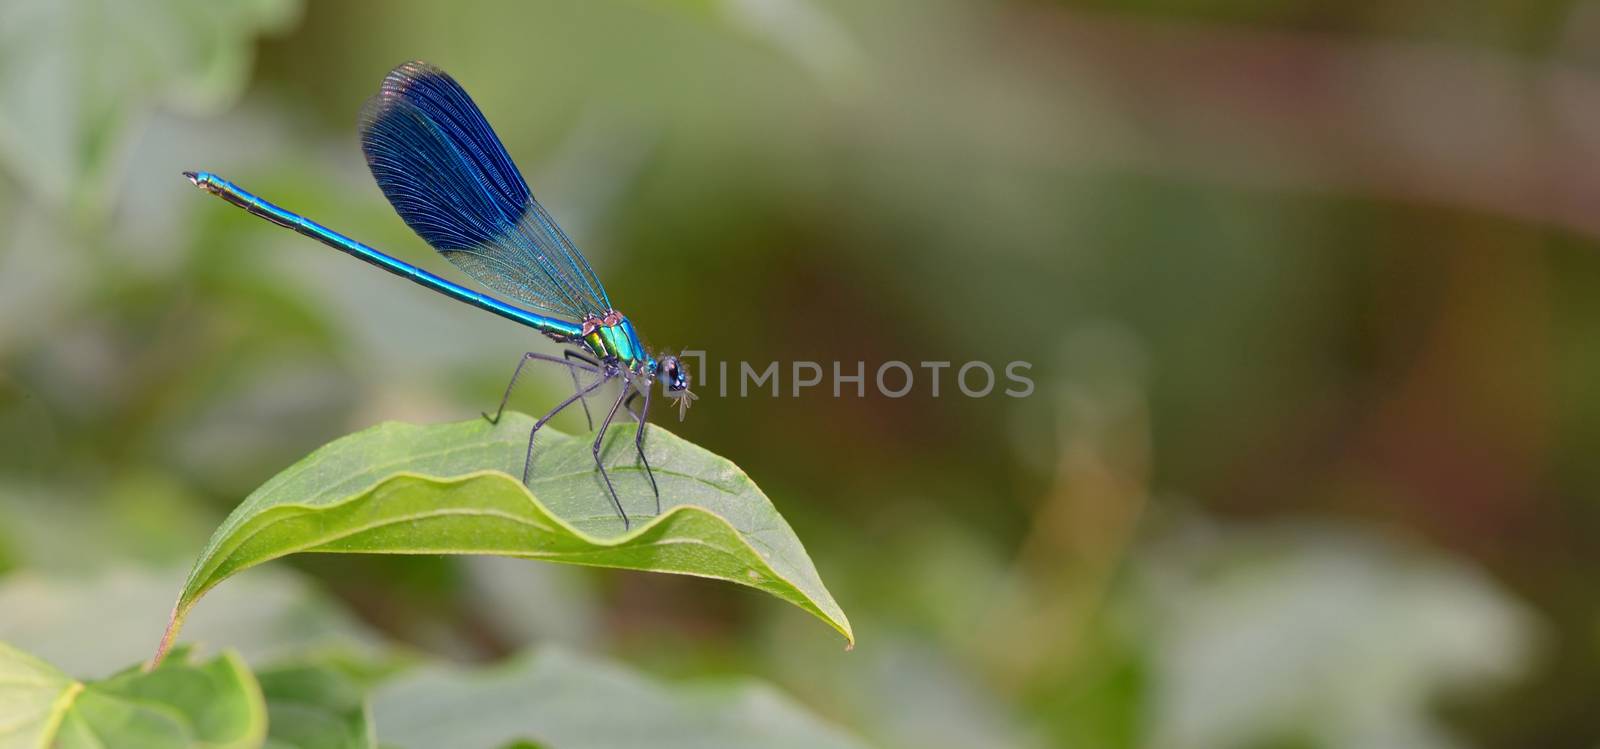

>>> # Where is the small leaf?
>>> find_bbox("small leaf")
[157,415,852,663]
[257,658,376,749]
[0,640,77,748]
[371,647,869,749]
[0,640,265,749]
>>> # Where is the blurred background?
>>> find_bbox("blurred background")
[1,0,1596,746]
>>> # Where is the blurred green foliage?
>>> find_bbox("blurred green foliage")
[3,0,1598,746]
[1,642,265,748]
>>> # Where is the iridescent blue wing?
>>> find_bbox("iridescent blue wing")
[358,61,611,321]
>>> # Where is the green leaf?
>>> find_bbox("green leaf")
[371,647,868,749]
[0,641,76,748]
[0,641,265,749]
[257,659,375,749]
[157,415,852,663]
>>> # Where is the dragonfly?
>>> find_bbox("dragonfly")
[185,60,696,529]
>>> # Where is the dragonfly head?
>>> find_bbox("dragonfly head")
[654,354,698,421]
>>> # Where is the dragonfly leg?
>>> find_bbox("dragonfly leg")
[563,350,601,430]
[523,371,612,485]
[485,351,599,425]
[623,385,659,514]
[592,377,634,529]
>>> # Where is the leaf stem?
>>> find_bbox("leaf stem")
[147,601,187,670]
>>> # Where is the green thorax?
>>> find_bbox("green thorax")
[580,311,653,370]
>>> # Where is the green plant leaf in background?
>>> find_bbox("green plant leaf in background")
[0,641,264,749]
[370,646,867,749]
[0,0,300,215]
[256,659,376,749]
[0,640,73,748]
[157,415,853,663]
